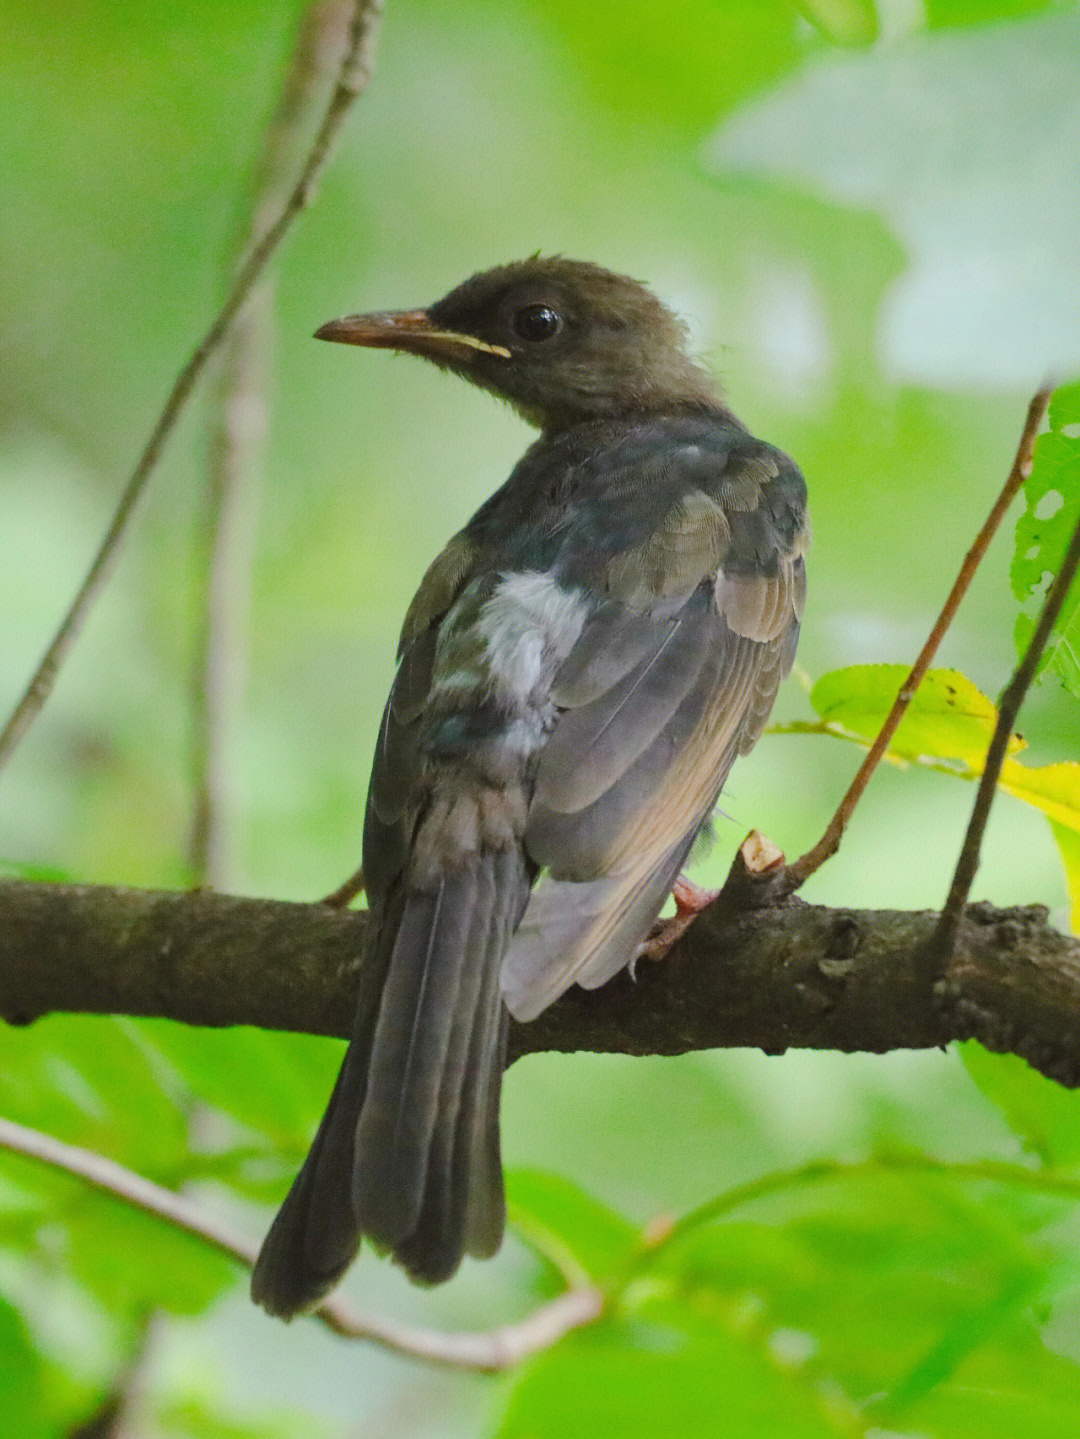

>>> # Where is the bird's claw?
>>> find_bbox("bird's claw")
[637,874,720,962]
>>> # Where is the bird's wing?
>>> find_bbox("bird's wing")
[503,443,807,1020]
[362,530,480,903]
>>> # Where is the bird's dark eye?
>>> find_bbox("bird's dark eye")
[513,304,562,342]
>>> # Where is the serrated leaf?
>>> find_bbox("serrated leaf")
[997,760,1080,836]
[792,669,1080,868]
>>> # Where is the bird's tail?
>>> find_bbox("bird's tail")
[251,849,526,1318]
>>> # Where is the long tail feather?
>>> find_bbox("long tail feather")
[251,849,525,1316]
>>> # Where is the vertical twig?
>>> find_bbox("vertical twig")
[934,507,1080,956]
[785,387,1051,890]
[0,0,383,776]
[190,2,356,884]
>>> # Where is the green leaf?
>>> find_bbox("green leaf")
[898,1328,1080,1437]
[500,1306,846,1439]
[636,1160,1077,1415]
[923,0,1066,26]
[0,1017,188,1174]
[0,858,76,882]
[0,1298,50,1439]
[135,1021,340,1148]
[1012,383,1080,698]
[808,665,1020,768]
[792,0,879,45]
[1050,381,1080,430]
[61,1197,236,1316]
[506,1169,637,1283]
[962,1043,1080,1164]
[1050,820,1080,930]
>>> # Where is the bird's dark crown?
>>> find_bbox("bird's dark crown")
[426,258,723,431]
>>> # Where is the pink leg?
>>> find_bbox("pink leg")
[638,874,720,962]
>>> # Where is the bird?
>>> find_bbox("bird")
[251,258,808,1318]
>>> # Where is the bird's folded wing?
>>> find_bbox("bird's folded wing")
[504,456,807,1021]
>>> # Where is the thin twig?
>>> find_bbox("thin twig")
[0,0,383,775]
[786,387,1052,889]
[934,505,1080,956]
[0,1114,603,1372]
[190,2,355,883]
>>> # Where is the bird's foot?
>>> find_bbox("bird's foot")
[321,865,366,909]
[637,874,720,962]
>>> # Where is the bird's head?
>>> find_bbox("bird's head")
[315,258,722,432]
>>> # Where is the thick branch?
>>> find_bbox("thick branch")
[3,877,1079,1087]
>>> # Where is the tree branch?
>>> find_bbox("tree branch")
[0,1115,603,1372]
[0,0,383,774]
[3,873,1079,1086]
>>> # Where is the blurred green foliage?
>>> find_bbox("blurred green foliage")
[2,0,1080,1435]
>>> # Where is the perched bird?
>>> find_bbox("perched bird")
[252,258,808,1317]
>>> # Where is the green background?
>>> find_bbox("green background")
[2,1,1080,1434]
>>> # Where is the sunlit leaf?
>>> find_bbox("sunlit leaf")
[998,759,1080,835]
[807,665,1023,768]
[788,669,1080,853]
